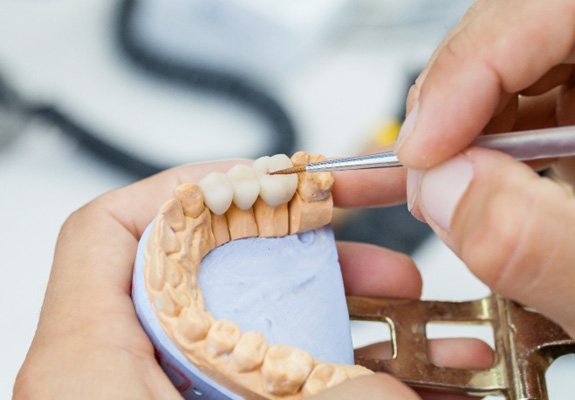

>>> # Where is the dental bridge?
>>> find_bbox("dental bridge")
[139,152,575,400]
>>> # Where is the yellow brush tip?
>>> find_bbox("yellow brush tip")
[269,165,306,175]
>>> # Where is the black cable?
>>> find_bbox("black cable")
[115,0,298,158]
[0,73,26,150]
[30,105,165,177]
[0,0,298,179]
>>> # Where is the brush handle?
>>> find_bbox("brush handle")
[474,126,575,160]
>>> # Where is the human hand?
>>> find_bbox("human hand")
[13,160,492,399]
[394,0,575,339]
[13,163,246,400]
[326,170,493,400]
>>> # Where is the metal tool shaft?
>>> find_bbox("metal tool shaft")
[291,125,575,174]
[306,151,401,173]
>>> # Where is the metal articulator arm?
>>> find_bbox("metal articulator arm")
[348,294,575,399]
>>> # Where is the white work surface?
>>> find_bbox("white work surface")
[1,1,573,399]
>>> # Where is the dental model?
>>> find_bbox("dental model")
[134,152,372,399]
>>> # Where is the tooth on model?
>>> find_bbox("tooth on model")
[198,172,234,215]
[211,213,230,247]
[162,253,183,288]
[173,287,190,308]
[159,198,186,231]
[156,217,180,254]
[341,364,373,379]
[183,209,216,261]
[291,152,334,202]
[174,183,205,218]
[153,249,182,288]
[159,286,185,317]
[253,197,289,237]
[253,154,298,207]
[226,164,261,210]
[261,344,313,396]
[177,308,213,343]
[231,331,268,372]
[226,204,258,240]
[288,192,333,235]
[206,320,241,356]
[302,363,347,396]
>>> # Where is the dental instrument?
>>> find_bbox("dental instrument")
[270,126,575,175]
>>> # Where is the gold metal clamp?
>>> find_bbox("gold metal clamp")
[348,294,575,399]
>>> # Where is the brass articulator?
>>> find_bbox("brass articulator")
[348,294,575,399]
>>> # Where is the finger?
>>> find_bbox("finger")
[483,94,518,134]
[552,156,575,187]
[332,167,407,208]
[411,148,575,338]
[552,82,575,184]
[355,338,493,370]
[310,374,420,400]
[503,89,565,171]
[507,89,560,171]
[409,83,567,216]
[557,78,575,126]
[513,89,560,131]
[509,89,564,171]
[40,162,241,333]
[396,0,575,169]
[521,64,574,96]
[406,0,488,110]
[337,242,422,298]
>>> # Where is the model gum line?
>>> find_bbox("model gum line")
[144,152,372,399]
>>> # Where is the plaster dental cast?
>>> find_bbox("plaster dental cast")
[135,152,370,399]
[14,0,575,398]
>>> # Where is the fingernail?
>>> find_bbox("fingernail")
[406,168,426,222]
[395,101,419,152]
[406,169,423,212]
[419,155,474,231]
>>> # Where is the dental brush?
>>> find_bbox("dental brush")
[270,126,575,175]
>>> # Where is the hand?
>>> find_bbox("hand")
[12,163,244,400]
[326,169,493,400]
[13,161,491,399]
[395,0,575,339]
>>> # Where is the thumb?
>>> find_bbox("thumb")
[309,374,420,400]
[409,148,575,338]
[396,0,575,169]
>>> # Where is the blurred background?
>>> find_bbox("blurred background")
[0,0,573,398]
